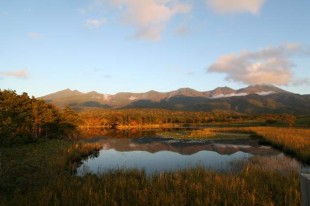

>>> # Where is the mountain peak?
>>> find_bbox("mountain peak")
[48,88,83,96]
[146,90,160,94]
[177,87,196,91]
[238,84,289,94]
[60,88,72,92]
[87,91,101,95]
[39,89,84,105]
[172,88,201,97]
[214,86,233,90]
[205,86,236,98]
[212,86,235,92]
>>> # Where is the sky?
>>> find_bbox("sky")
[1,0,310,97]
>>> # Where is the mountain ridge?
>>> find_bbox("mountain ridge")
[42,84,290,100]
[39,85,310,114]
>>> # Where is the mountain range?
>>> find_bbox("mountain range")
[40,85,310,114]
[89,137,280,156]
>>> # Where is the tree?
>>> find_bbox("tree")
[59,106,80,139]
[0,90,33,144]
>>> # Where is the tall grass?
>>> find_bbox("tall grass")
[7,163,300,206]
[1,137,302,206]
[209,127,310,163]
[0,139,101,203]
[250,127,310,162]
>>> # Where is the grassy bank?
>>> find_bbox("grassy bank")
[0,137,302,206]
[209,127,310,163]
[10,165,300,206]
[249,127,310,163]
[0,139,101,204]
[157,129,251,140]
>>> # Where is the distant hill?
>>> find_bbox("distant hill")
[40,85,310,114]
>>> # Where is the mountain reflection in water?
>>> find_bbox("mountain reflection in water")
[76,132,304,175]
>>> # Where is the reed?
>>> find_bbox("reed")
[6,163,300,206]
[250,127,310,162]
[209,127,310,163]
[1,126,307,205]
[1,137,302,206]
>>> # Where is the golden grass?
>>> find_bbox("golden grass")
[249,127,310,162]
[158,128,250,140]
[158,129,225,140]
[210,127,310,162]
[1,127,307,205]
[188,129,216,138]
[6,164,300,206]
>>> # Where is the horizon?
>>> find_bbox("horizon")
[3,83,310,97]
[1,0,310,97]
[41,84,299,97]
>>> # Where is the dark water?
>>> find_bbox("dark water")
[77,129,308,175]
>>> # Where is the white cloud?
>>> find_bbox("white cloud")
[103,0,191,41]
[207,44,309,86]
[210,93,247,98]
[206,0,266,14]
[129,96,138,101]
[27,32,42,39]
[87,0,269,40]
[85,18,106,28]
[0,69,28,78]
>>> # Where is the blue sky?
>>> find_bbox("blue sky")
[0,0,310,97]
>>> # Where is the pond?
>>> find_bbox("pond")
[77,129,308,175]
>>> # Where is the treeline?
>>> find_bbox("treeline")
[0,90,79,145]
[78,109,297,128]
[78,109,256,128]
[260,114,296,127]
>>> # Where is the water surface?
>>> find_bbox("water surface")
[77,130,306,175]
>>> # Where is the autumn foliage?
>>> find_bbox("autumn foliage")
[0,90,79,145]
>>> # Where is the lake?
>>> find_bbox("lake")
[77,129,309,175]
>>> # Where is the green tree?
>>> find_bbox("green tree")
[0,90,80,145]
[0,90,33,144]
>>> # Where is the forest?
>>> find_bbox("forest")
[78,108,297,128]
[0,90,79,145]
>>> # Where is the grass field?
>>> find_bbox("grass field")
[1,140,301,206]
[1,126,308,205]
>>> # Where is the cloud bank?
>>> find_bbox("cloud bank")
[89,0,268,40]
[206,0,266,14]
[207,44,309,86]
[0,69,28,78]
[103,0,191,41]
